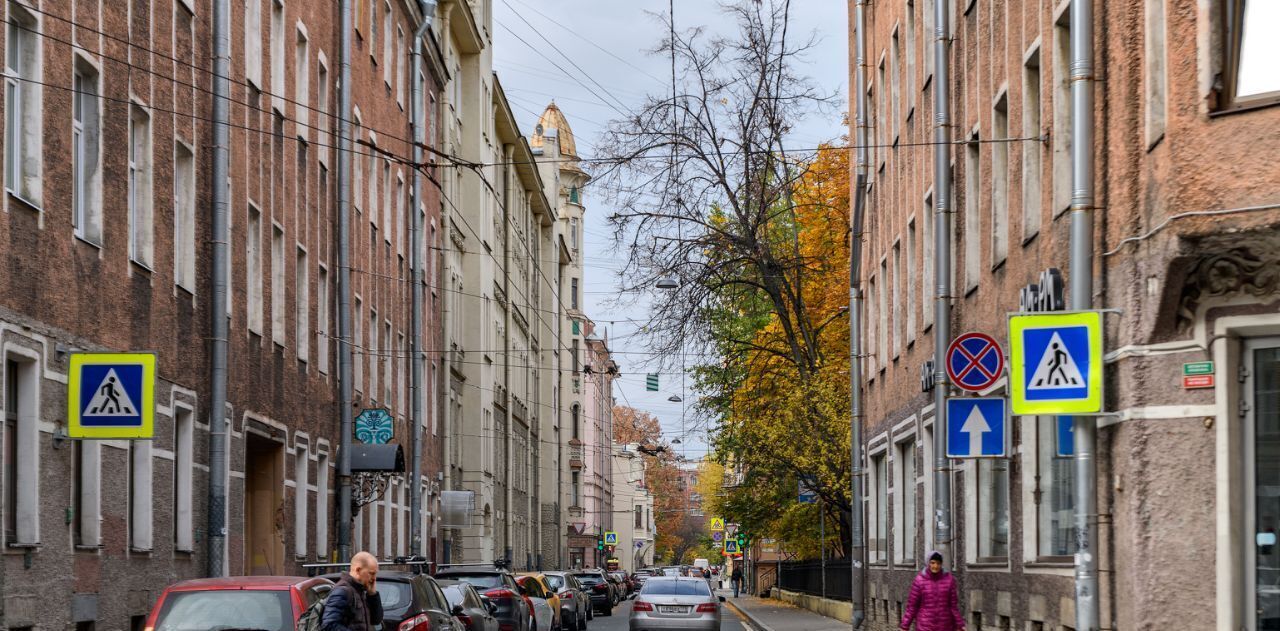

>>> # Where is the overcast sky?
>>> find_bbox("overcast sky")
[492,1,850,458]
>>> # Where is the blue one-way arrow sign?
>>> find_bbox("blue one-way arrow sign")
[946,397,1008,458]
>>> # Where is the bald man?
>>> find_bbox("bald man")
[321,552,383,631]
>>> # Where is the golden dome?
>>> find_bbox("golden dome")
[530,101,578,158]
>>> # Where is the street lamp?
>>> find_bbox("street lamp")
[656,277,680,290]
[668,395,683,403]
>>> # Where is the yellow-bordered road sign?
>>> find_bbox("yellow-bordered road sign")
[604,531,618,545]
[1008,311,1102,415]
[68,353,156,439]
[710,517,725,531]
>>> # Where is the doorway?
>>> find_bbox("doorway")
[245,432,284,575]
[1246,338,1280,631]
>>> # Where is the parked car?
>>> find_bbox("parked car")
[571,569,615,616]
[144,575,333,631]
[440,580,503,631]
[516,573,563,631]
[543,571,591,631]
[437,564,535,631]
[320,570,462,631]
[609,571,635,598]
[629,577,724,631]
[660,566,682,577]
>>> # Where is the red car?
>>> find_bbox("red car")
[144,575,334,631]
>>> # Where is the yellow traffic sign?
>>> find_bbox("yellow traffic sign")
[68,353,156,439]
[710,517,725,531]
[1009,311,1103,415]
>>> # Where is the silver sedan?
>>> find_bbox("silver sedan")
[628,577,724,631]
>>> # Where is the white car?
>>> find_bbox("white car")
[629,577,724,631]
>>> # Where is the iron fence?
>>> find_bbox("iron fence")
[775,558,852,601]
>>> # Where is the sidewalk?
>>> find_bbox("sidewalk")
[717,590,849,631]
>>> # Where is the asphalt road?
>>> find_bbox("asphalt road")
[583,595,753,631]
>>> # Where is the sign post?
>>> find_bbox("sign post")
[68,353,157,440]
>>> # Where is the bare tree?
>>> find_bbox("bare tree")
[595,0,837,376]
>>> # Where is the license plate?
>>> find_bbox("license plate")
[659,606,688,614]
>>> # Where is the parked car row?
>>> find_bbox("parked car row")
[142,562,675,631]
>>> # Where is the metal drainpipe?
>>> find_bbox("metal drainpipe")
[437,2,453,565]
[503,144,514,567]
[207,0,231,578]
[1069,0,1099,628]
[931,0,955,572]
[848,0,869,627]
[336,0,356,562]
[409,0,438,560]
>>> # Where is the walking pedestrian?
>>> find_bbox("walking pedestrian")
[321,551,384,631]
[731,565,744,598]
[900,551,965,631]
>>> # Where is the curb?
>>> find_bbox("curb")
[724,597,777,631]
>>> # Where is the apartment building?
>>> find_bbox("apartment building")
[0,0,443,628]
[850,1,1280,630]
[611,444,655,573]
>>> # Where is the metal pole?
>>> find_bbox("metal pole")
[206,0,231,578]
[931,0,955,571]
[408,0,437,559]
[820,500,826,600]
[849,0,868,627]
[437,1,453,567]
[1069,0,1099,628]
[336,0,355,562]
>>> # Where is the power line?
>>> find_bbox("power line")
[500,0,667,85]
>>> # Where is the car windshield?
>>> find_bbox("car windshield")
[446,574,504,589]
[377,581,413,613]
[153,590,292,631]
[544,575,565,590]
[572,574,602,584]
[661,568,680,577]
[642,580,712,597]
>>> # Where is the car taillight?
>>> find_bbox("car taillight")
[633,601,653,612]
[560,591,574,599]
[456,614,472,627]
[484,588,517,601]
[593,583,608,592]
[696,603,718,613]
[398,613,432,631]
[499,624,514,631]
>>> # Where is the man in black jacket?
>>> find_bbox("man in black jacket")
[321,551,383,631]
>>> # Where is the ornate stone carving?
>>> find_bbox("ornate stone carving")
[1177,237,1280,327]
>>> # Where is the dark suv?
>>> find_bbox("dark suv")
[435,564,534,631]
[570,569,615,616]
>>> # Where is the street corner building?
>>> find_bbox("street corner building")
[848,1,1280,630]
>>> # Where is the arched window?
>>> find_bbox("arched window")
[569,186,579,204]
[571,404,580,440]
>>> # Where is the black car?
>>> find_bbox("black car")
[570,570,614,616]
[608,571,633,598]
[439,580,502,631]
[436,564,534,631]
[321,570,461,631]
[631,569,655,590]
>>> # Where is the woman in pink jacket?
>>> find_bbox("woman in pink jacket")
[900,551,965,631]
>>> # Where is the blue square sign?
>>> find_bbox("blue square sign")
[946,397,1008,458]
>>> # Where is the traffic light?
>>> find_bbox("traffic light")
[607,545,616,555]
[736,532,747,549]
[596,538,605,552]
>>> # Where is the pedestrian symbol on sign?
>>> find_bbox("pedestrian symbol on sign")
[1029,333,1084,389]
[86,369,137,415]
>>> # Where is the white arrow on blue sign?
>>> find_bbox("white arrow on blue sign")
[1056,416,1074,457]
[946,397,1008,458]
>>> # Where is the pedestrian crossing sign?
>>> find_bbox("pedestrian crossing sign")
[68,353,156,439]
[604,531,618,545]
[1009,311,1103,415]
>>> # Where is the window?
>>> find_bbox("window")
[572,339,580,374]
[248,205,264,333]
[295,445,308,557]
[368,141,378,224]
[905,2,916,107]
[295,29,309,134]
[569,217,579,251]
[316,452,329,558]
[964,136,980,292]
[317,58,330,160]
[870,452,888,563]
[5,1,41,206]
[571,278,579,310]
[572,471,581,507]
[174,143,196,290]
[635,505,643,529]
[382,159,391,240]
[1222,0,1280,109]
[1143,0,1167,145]
[270,0,284,111]
[296,247,309,361]
[395,173,404,254]
[382,486,392,555]
[397,332,405,412]
[895,438,917,565]
[1033,416,1074,558]
[922,194,934,328]
[976,458,1010,560]
[129,440,153,551]
[877,60,887,155]
[922,421,935,555]
[244,0,263,87]
[174,406,194,551]
[382,2,392,80]
[73,440,101,547]
[355,297,363,390]
[922,0,934,80]
[370,309,379,399]
[129,105,154,267]
[368,490,379,556]
[396,28,405,106]
[891,31,900,139]
[5,357,37,544]
[355,0,367,35]
[1052,9,1072,216]
[992,95,1009,267]
[353,118,363,212]
[906,221,916,343]
[892,242,901,356]
[272,224,286,343]
[878,260,888,368]
[72,59,102,244]
[1246,341,1280,631]
[1022,51,1043,241]
[867,275,877,373]
[384,321,392,405]
[318,264,330,372]
[397,484,407,557]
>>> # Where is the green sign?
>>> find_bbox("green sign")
[646,373,659,391]
[1183,361,1214,376]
